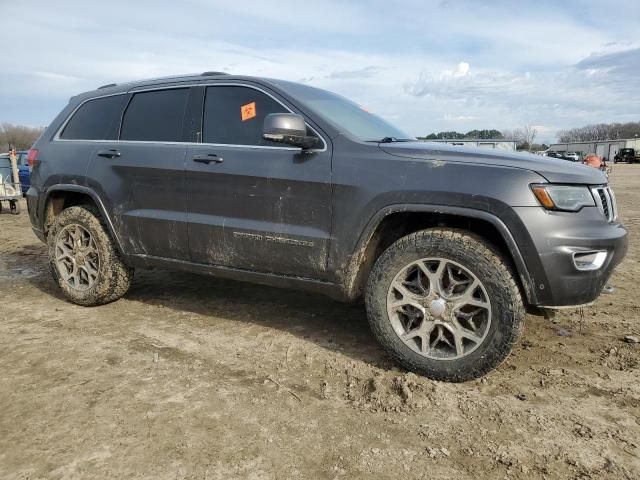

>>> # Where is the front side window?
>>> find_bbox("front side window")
[60,94,127,140]
[202,86,291,146]
[120,88,189,142]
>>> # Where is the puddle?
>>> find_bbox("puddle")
[0,267,44,280]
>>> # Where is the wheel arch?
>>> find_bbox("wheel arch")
[344,204,538,305]
[43,184,125,255]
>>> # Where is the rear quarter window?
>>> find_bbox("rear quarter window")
[60,95,127,140]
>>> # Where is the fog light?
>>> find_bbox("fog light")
[572,250,607,271]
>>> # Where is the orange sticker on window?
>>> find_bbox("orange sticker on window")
[241,101,256,121]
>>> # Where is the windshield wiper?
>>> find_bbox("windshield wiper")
[366,137,414,143]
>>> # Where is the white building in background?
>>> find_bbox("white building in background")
[548,138,640,160]
[426,139,517,151]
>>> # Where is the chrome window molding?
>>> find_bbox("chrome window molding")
[54,82,328,152]
[52,138,303,151]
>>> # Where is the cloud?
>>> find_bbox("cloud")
[328,66,382,80]
[400,45,640,140]
[444,114,478,121]
[452,62,470,77]
[576,47,640,76]
[0,0,639,142]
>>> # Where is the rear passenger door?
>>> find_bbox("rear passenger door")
[85,87,192,259]
[185,84,332,278]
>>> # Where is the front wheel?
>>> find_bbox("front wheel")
[366,228,524,382]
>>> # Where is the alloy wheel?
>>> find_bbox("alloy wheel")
[54,224,100,291]
[386,258,492,360]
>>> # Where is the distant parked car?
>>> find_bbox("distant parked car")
[0,151,30,194]
[563,152,580,162]
[613,148,636,164]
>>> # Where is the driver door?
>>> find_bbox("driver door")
[186,84,332,278]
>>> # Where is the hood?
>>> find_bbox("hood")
[380,141,607,185]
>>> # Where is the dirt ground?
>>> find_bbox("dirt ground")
[0,166,639,480]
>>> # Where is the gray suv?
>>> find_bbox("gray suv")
[26,72,628,381]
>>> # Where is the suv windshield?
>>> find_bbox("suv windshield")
[275,81,414,143]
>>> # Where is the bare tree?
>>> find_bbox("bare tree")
[556,122,640,143]
[504,126,537,150]
[523,125,537,146]
[0,123,45,151]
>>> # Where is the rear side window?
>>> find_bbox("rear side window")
[202,86,288,146]
[60,95,127,140]
[120,88,189,142]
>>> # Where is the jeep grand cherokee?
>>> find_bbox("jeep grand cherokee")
[26,72,628,381]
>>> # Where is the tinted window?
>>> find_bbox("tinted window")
[120,89,189,142]
[202,86,289,146]
[60,95,127,140]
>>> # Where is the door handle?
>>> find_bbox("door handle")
[193,154,223,164]
[96,149,121,159]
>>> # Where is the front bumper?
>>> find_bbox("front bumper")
[513,206,628,307]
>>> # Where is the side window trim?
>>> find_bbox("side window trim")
[183,86,204,144]
[54,83,327,151]
[115,93,132,141]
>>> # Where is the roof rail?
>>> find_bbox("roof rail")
[96,72,230,90]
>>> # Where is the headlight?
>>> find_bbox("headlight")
[531,184,595,211]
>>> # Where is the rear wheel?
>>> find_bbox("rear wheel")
[366,228,525,382]
[9,200,20,215]
[47,205,133,306]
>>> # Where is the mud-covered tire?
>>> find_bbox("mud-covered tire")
[47,205,133,306]
[365,228,525,382]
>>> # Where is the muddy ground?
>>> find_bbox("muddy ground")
[0,166,639,480]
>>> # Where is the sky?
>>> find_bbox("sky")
[1,0,639,143]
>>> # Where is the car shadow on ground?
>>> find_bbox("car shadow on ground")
[21,248,392,370]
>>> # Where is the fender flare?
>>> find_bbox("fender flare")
[346,203,538,304]
[43,184,126,255]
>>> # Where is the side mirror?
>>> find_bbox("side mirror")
[263,113,321,150]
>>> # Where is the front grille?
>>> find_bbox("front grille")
[591,186,617,223]
[598,190,609,218]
